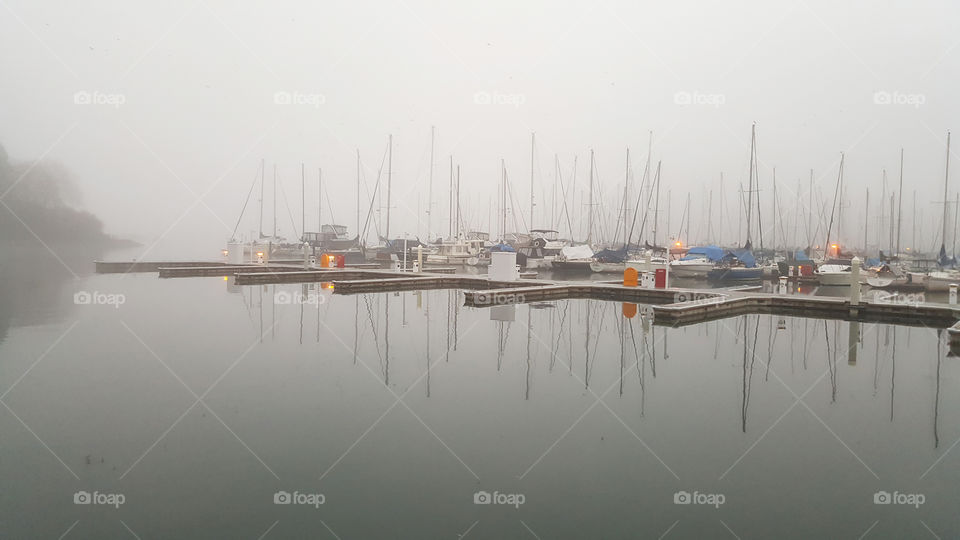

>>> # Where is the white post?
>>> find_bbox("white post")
[403,237,408,272]
[778,276,787,294]
[417,245,423,273]
[850,257,861,306]
[950,284,958,305]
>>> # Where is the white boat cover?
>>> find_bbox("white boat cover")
[561,245,594,260]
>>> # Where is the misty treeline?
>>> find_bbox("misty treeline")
[0,142,127,247]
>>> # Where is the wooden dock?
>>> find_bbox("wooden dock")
[96,259,960,329]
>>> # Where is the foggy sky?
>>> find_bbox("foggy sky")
[1,0,958,259]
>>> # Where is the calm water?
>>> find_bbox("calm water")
[1,254,958,539]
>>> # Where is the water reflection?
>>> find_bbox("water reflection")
[253,290,954,448]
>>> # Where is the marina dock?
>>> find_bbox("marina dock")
[96,259,960,330]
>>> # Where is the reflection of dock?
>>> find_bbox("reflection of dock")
[96,259,960,329]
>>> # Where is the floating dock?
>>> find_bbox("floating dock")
[96,259,960,330]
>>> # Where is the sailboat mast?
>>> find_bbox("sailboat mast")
[273,163,277,239]
[587,149,594,245]
[259,158,265,238]
[449,156,453,239]
[941,131,951,256]
[386,134,393,240]
[456,165,461,238]
[896,149,904,255]
[355,151,360,246]
[530,132,535,231]
[745,123,755,247]
[322,167,326,233]
[824,154,844,258]
[502,159,508,242]
[301,162,305,241]
[653,162,661,248]
[864,188,869,252]
[623,147,630,248]
[428,126,434,242]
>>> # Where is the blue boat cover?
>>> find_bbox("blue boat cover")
[865,257,882,268]
[724,248,757,268]
[594,247,628,263]
[490,243,515,252]
[793,250,812,261]
[681,245,724,262]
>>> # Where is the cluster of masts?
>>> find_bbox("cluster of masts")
[230,125,954,261]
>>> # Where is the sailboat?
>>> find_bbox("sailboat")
[708,124,763,282]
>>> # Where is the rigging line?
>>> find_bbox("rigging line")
[277,173,300,240]
[324,183,337,226]
[360,146,390,242]
[231,166,261,240]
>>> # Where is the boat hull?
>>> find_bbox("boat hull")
[551,260,593,273]
[668,262,713,278]
[707,267,763,282]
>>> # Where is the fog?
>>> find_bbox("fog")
[1,0,957,259]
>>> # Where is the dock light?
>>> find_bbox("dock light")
[321,282,334,290]
[221,249,228,256]
[675,241,682,247]
[223,276,228,281]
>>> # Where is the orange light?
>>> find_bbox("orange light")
[831,244,838,249]
[675,241,682,247]
[221,249,228,256]
[256,251,264,257]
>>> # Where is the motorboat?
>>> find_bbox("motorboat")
[668,256,713,278]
